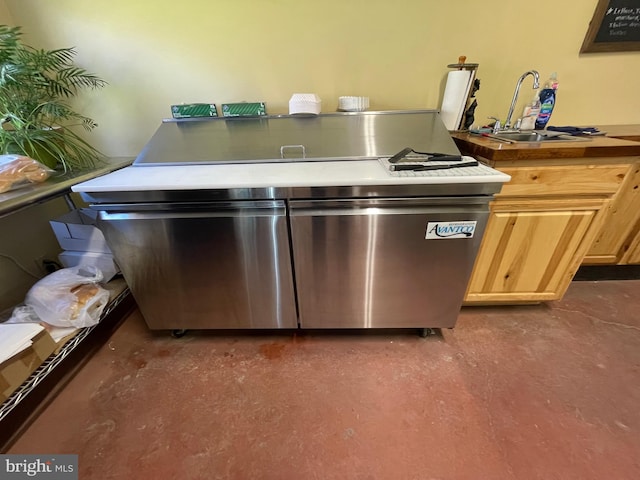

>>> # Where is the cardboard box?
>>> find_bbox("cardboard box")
[0,329,56,402]
[58,250,120,282]
[50,208,111,254]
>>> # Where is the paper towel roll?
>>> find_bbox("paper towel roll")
[440,70,473,131]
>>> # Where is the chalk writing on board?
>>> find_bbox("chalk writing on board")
[595,5,640,42]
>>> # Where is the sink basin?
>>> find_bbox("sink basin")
[488,131,590,143]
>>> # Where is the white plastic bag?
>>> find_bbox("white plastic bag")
[19,266,110,328]
[8,305,41,323]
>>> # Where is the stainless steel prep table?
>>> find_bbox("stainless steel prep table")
[73,111,510,333]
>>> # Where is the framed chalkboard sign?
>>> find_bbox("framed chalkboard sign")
[581,0,640,52]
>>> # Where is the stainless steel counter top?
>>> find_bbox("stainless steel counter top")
[0,157,133,218]
[134,110,459,166]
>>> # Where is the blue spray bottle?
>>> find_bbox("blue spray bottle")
[534,72,558,130]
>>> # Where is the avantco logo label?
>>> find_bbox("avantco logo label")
[425,221,477,239]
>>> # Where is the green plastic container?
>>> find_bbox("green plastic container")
[171,104,218,119]
[221,102,267,117]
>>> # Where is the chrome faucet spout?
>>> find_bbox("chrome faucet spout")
[504,70,540,129]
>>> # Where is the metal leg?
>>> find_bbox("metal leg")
[171,329,187,338]
[419,328,435,338]
[63,193,77,211]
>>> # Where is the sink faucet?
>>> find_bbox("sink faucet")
[504,70,540,130]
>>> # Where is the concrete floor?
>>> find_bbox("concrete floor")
[7,279,640,479]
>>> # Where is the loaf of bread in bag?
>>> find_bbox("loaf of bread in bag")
[69,284,101,319]
[0,156,51,193]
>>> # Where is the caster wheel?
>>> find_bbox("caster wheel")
[171,329,187,338]
[419,328,435,338]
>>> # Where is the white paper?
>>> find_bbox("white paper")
[0,323,44,363]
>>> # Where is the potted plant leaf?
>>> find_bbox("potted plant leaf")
[0,25,107,172]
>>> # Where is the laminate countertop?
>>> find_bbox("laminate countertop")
[451,129,640,162]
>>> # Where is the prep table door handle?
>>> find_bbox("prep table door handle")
[97,200,288,220]
[280,144,306,159]
[289,197,490,217]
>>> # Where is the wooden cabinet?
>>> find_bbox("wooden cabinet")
[465,199,607,303]
[452,129,640,304]
[584,160,640,264]
[463,162,625,304]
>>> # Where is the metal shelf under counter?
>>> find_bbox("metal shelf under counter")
[0,279,136,450]
[0,157,135,449]
[0,279,130,423]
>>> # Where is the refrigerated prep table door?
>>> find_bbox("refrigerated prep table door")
[97,201,297,330]
[289,197,490,329]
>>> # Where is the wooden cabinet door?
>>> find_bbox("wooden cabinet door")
[585,162,640,264]
[465,203,604,303]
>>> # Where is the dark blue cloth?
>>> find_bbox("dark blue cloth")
[546,126,600,136]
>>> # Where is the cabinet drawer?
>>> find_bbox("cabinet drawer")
[498,164,628,197]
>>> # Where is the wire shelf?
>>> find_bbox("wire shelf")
[0,285,130,422]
